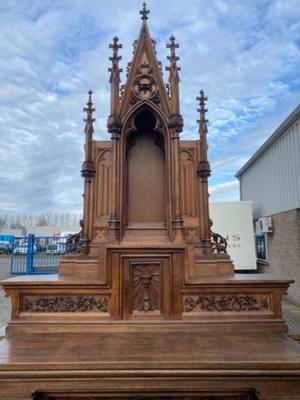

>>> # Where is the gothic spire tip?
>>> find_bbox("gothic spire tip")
[140,2,150,21]
[166,34,180,71]
[197,89,208,129]
[84,90,95,123]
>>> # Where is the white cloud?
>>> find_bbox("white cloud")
[0,0,300,214]
[209,180,240,202]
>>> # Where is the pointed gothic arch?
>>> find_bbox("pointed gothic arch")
[119,105,172,235]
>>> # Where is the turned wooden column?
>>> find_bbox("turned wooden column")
[169,123,183,242]
[108,124,121,241]
[166,35,184,242]
[196,90,212,253]
[80,90,96,255]
[107,36,122,242]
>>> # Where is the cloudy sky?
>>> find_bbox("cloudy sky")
[0,0,300,215]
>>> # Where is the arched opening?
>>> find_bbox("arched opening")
[126,109,165,225]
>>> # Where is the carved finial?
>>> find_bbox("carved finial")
[133,40,138,53]
[140,2,150,21]
[82,90,96,183]
[197,90,208,132]
[166,34,180,71]
[108,36,123,73]
[83,89,95,131]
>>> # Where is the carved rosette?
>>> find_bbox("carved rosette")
[184,294,270,313]
[23,296,109,313]
[132,74,157,101]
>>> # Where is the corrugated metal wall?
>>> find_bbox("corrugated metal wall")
[240,119,300,219]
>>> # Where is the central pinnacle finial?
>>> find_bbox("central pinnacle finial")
[140,2,150,20]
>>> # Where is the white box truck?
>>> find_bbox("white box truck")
[209,201,257,271]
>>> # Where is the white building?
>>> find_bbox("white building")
[236,104,300,304]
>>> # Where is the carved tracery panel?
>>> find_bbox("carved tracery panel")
[96,149,112,217]
[179,149,196,216]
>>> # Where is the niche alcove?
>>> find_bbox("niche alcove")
[126,108,165,227]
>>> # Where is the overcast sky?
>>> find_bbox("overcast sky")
[0,0,300,215]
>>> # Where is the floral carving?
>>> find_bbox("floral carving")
[23,296,109,313]
[184,295,269,313]
[133,263,160,312]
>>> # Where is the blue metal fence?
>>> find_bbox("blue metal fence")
[10,235,67,275]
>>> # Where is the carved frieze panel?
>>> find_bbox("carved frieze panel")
[22,296,109,313]
[184,294,270,313]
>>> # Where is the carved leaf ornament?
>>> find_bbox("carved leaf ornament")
[23,296,108,313]
[185,295,269,313]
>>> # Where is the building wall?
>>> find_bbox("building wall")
[240,117,300,219]
[259,209,300,304]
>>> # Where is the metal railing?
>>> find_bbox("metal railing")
[10,235,68,274]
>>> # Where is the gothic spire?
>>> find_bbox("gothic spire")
[197,90,210,165]
[109,36,123,75]
[83,89,95,135]
[140,2,150,21]
[166,35,181,114]
[108,37,122,116]
[197,90,208,135]
[80,90,96,255]
[119,3,171,117]
[166,34,180,72]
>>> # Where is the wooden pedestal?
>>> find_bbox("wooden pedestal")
[1,272,300,399]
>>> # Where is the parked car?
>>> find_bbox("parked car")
[0,244,10,254]
[46,244,65,255]
[13,244,28,255]
[13,244,37,255]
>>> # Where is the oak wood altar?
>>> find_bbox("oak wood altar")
[1,4,300,399]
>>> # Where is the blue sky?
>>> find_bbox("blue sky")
[0,0,300,214]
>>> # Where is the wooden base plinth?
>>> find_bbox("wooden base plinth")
[0,273,298,398]
[1,273,292,335]
[1,330,300,399]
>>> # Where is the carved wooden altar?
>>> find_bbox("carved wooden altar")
[1,4,300,400]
